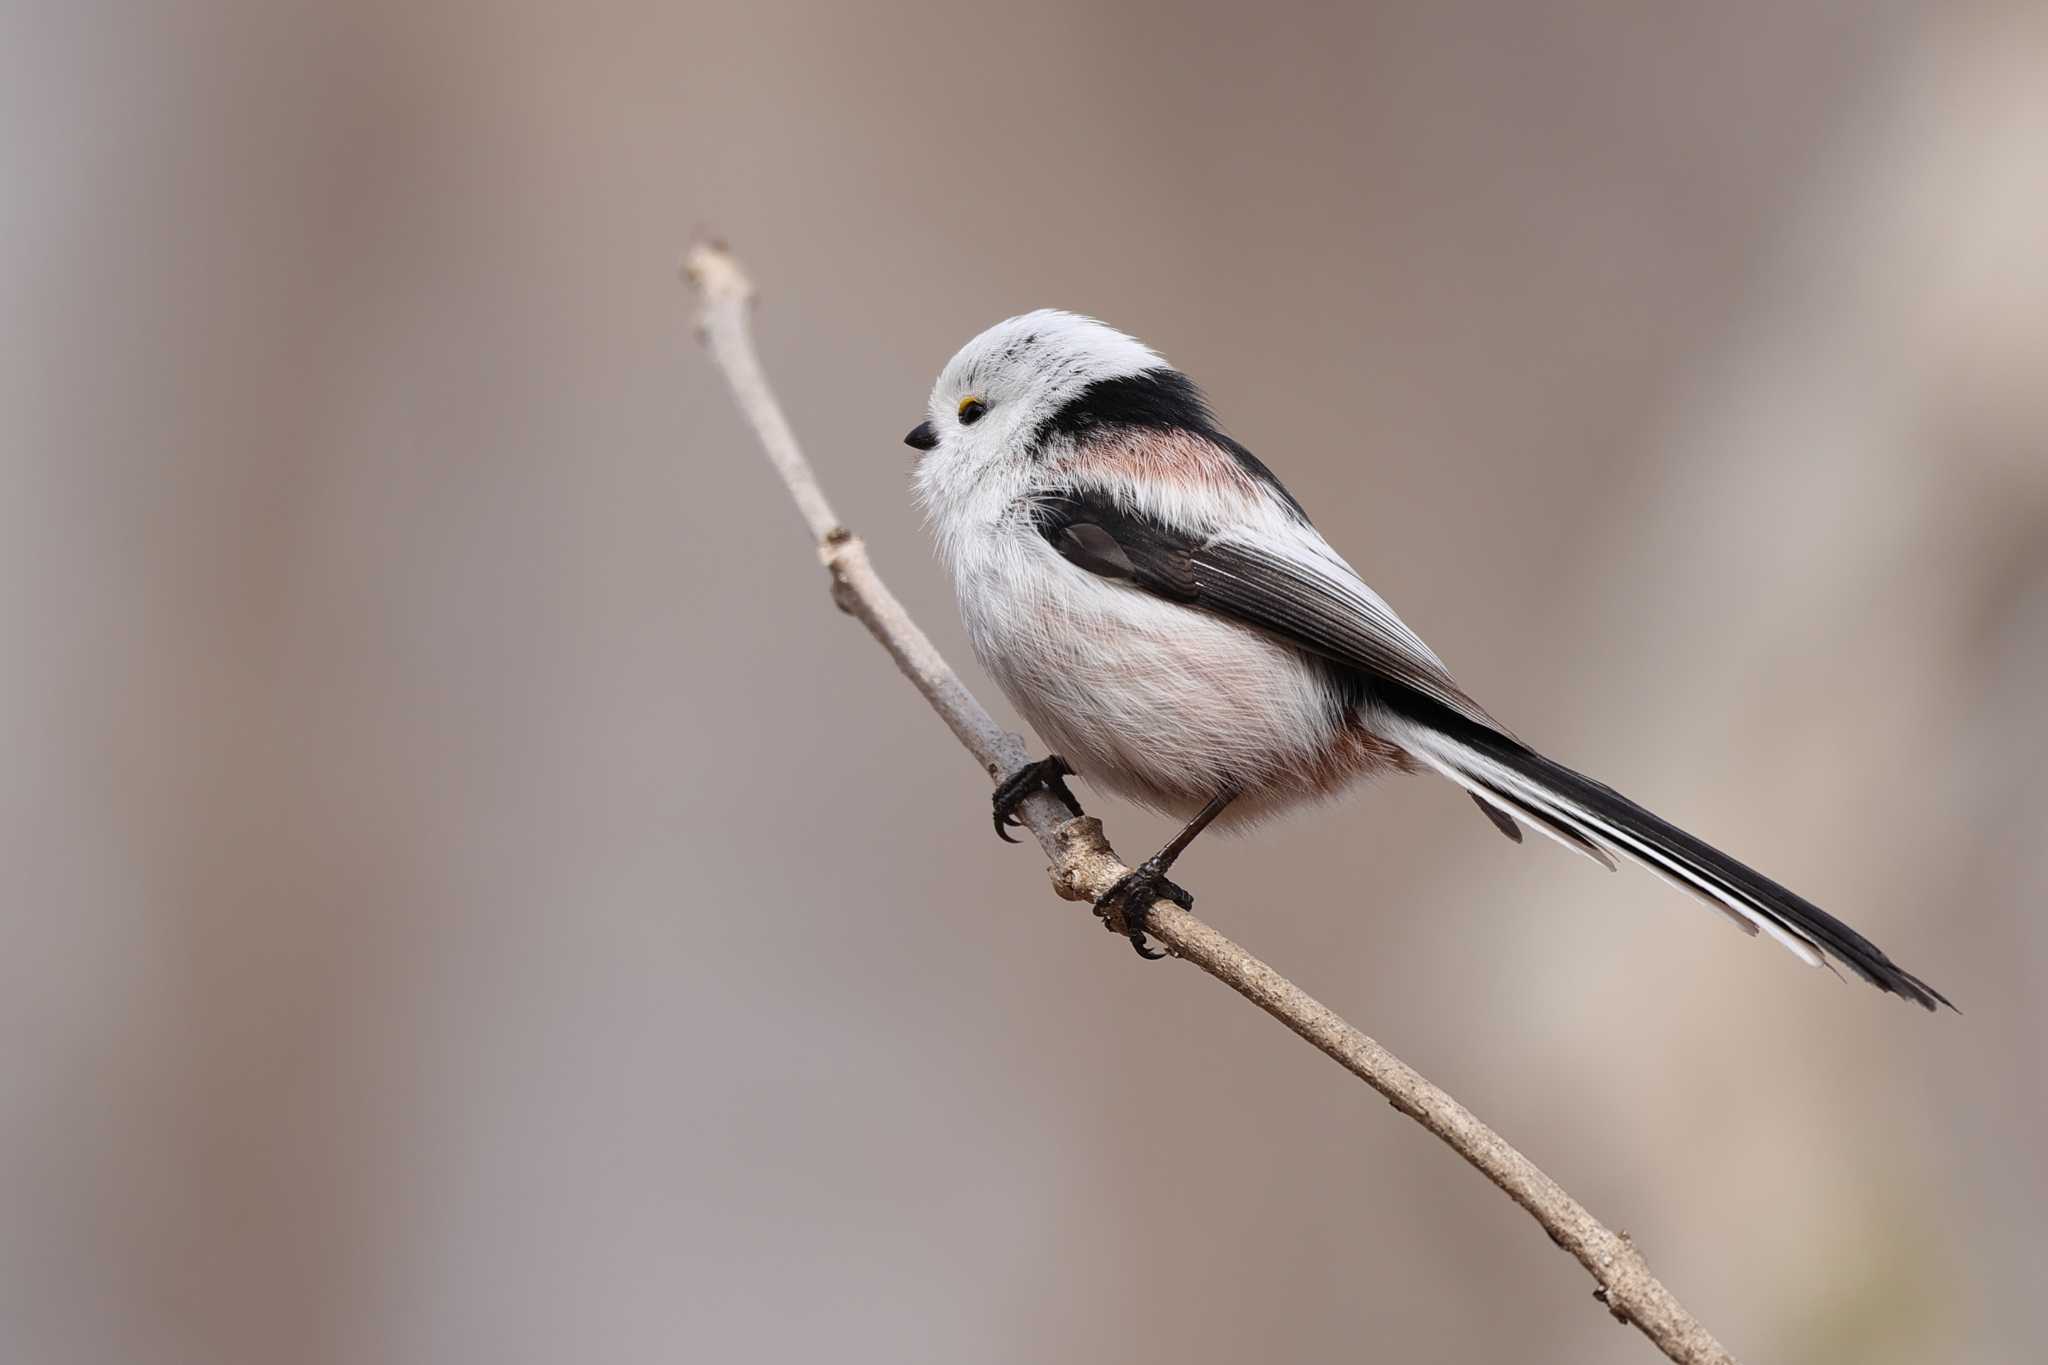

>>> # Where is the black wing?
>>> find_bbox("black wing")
[1029,489,1495,728]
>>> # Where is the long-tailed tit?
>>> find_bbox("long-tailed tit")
[904,310,1947,1009]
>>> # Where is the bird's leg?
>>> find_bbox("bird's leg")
[991,754,1084,842]
[1096,788,1237,959]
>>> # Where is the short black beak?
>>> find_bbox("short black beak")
[903,420,939,452]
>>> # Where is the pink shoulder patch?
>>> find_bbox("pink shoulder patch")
[1060,428,1269,514]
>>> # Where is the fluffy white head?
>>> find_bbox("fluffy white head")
[910,311,1164,518]
[931,309,1163,439]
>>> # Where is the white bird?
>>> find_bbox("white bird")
[904,309,1948,1009]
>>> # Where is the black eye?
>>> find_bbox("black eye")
[958,398,988,426]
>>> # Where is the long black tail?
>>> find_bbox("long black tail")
[1375,692,1952,1011]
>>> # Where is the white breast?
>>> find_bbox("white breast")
[952,514,1370,825]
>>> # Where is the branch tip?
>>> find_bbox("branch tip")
[682,239,753,307]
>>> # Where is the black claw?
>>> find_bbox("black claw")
[991,755,1083,843]
[1093,859,1192,960]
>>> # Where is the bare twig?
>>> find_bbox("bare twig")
[683,240,1739,1365]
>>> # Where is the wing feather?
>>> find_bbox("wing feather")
[1029,490,1493,725]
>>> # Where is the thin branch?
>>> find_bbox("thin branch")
[682,240,1739,1365]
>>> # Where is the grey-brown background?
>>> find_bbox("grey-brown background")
[5,2,2045,1362]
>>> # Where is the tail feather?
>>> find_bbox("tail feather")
[1375,697,1952,1012]
[1460,771,1616,871]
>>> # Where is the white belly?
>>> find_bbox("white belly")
[957,536,1379,825]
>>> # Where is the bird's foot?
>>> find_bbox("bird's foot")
[991,755,1083,843]
[1093,858,1193,960]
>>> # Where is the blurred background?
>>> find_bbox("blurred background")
[5,2,2045,1361]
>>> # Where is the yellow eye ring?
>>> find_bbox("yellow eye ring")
[957,396,988,425]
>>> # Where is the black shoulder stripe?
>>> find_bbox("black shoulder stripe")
[1035,368,1310,520]
[1042,368,1217,438]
